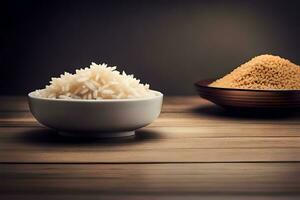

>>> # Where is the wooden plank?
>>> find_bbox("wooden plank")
[0,111,299,127]
[4,137,300,150]
[0,112,36,126]
[2,127,300,150]
[2,195,299,200]
[0,127,300,163]
[1,163,300,195]
[2,126,300,138]
[141,126,300,137]
[2,148,300,163]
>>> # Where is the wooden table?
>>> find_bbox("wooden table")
[1,96,300,199]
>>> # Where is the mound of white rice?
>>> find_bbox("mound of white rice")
[33,62,155,99]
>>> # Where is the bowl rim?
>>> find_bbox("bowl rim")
[28,90,163,102]
[195,79,300,93]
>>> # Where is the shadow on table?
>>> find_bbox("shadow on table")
[18,128,161,146]
[192,104,300,120]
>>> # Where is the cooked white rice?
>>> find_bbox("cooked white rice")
[33,62,155,99]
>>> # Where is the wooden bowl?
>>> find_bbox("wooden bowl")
[195,79,300,110]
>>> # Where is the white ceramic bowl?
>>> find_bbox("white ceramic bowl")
[28,91,163,137]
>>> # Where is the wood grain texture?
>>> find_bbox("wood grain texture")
[0,126,300,163]
[1,163,300,195]
[0,109,299,126]
[0,96,300,199]
[2,195,299,200]
[0,97,299,163]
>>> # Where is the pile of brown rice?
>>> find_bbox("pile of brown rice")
[210,54,300,90]
[33,63,155,99]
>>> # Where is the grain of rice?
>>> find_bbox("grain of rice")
[33,63,155,99]
[210,54,300,90]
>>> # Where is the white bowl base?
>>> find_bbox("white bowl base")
[58,131,135,138]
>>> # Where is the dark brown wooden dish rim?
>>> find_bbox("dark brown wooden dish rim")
[195,79,300,94]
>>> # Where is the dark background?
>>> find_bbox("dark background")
[1,0,299,95]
